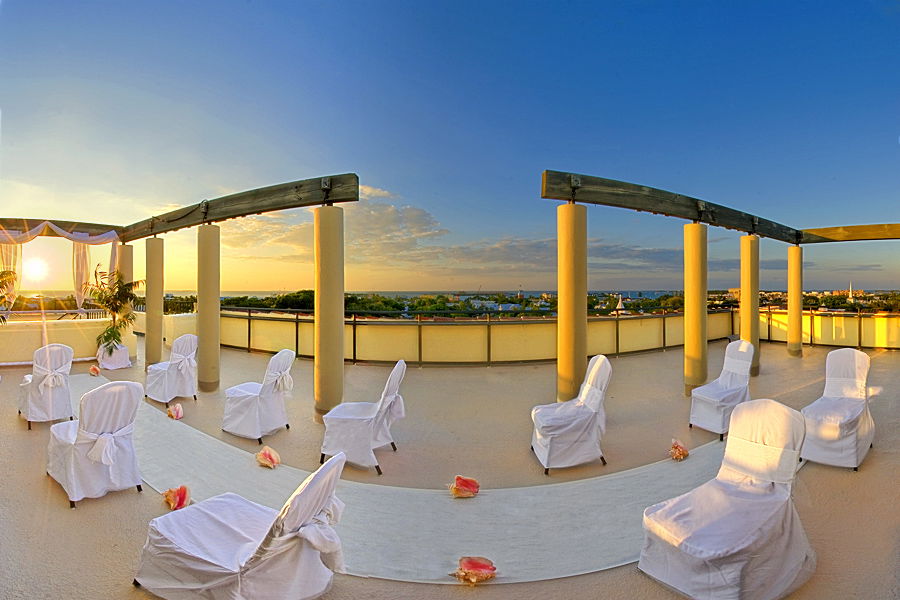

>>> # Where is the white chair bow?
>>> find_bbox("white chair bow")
[36,365,68,394]
[171,350,197,374]
[264,368,294,392]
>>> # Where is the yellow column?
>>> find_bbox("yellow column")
[314,205,344,417]
[117,243,136,359]
[197,224,220,391]
[557,202,587,402]
[787,245,803,356]
[145,237,164,366]
[683,223,708,395]
[740,234,760,375]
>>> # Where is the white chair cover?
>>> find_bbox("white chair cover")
[96,342,132,370]
[222,349,295,441]
[135,452,346,600]
[146,334,198,405]
[46,380,143,502]
[639,399,816,600]
[321,360,406,469]
[689,339,754,435]
[800,348,873,468]
[530,354,612,471]
[18,343,74,424]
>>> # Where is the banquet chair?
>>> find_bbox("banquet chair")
[639,399,816,600]
[47,380,144,508]
[223,349,295,444]
[134,452,347,600]
[18,343,75,430]
[145,334,198,407]
[689,339,754,440]
[800,347,873,470]
[530,354,612,475]
[320,360,406,475]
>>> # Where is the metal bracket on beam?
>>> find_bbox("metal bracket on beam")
[569,174,581,202]
[751,216,759,235]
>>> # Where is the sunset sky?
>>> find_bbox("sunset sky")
[1,1,898,293]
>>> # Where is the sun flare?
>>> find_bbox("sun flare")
[23,257,49,283]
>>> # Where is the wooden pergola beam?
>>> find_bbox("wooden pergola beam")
[800,223,900,244]
[541,170,802,244]
[118,173,359,242]
[0,218,121,237]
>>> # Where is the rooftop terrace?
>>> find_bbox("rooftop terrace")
[1,339,896,599]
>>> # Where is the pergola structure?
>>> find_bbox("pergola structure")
[542,170,900,399]
[0,173,359,416]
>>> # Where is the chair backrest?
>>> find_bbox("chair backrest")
[823,348,869,400]
[375,360,406,417]
[79,381,143,435]
[249,452,346,563]
[717,340,754,387]
[260,349,296,397]
[169,334,198,366]
[577,354,612,412]
[32,343,74,378]
[717,398,805,486]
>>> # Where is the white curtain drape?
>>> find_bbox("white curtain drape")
[0,242,23,307]
[0,221,119,307]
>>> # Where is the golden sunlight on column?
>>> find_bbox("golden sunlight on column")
[740,234,760,375]
[118,243,135,360]
[787,245,803,356]
[314,205,344,417]
[145,237,164,366]
[683,223,707,395]
[198,224,220,391]
[557,202,587,402]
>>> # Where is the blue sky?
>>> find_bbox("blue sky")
[1,0,898,292]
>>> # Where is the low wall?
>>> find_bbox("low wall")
[125,308,900,365]
[0,319,137,364]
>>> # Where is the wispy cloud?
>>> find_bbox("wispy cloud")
[359,184,396,199]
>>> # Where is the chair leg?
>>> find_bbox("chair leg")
[688,423,692,428]
[193,394,197,401]
[165,402,169,409]
[27,421,31,430]
[257,438,263,445]
[600,455,607,466]
[320,453,325,465]
[853,466,859,472]
[391,441,397,451]
[870,442,874,448]
[544,468,549,476]
[530,445,534,453]
[375,465,383,476]
[285,423,290,430]
[719,433,724,441]
[133,579,141,588]
[17,409,20,415]
[136,484,143,493]
[70,416,74,421]
[69,500,76,509]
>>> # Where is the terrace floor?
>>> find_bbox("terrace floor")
[1,339,897,599]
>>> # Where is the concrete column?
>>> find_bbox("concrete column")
[117,243,134,283]
[145,237,164,367]
[314,205,344,417]
[117,243,136,359]
[683,223,708,395]
[197,224,220,391]
[740,234,760,375]
[556,202,587,402]
[787,245,803,356]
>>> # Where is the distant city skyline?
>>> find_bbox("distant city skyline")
[2,2,898,292]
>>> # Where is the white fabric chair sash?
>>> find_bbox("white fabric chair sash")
[823,377,866,399]
[78,422,136,486]
[721,437,799,484]
[171,351,197,374]
[722,356,749,375]
[264,369,294,391]
[36,364,67,394]
[385,393,404,421]
[249,495,345,571]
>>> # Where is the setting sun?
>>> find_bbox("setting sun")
[23,257,49,283]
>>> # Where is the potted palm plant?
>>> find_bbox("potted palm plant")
[84,266,143,357]
[0,269,16,324]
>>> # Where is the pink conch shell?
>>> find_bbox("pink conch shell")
[449,475,480,498]
[163,485,190,510]
[452,556,496,585]
[167,403,184,420]
[669,439,689,461]
[256,446,281,469]
[89,365,101,376]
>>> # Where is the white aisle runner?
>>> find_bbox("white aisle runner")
[113,387,727,585]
